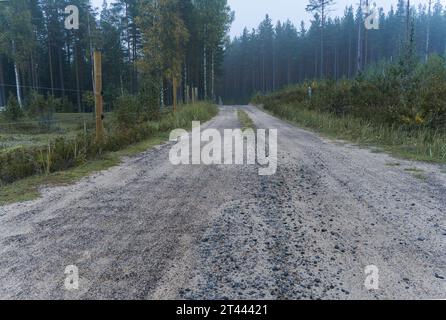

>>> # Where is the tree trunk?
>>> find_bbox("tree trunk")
[425,0,432,62]
[321,4,325,78]
[262,55,265,92]
[75,45,82,113]
[364,0,369,66]
[203,45,207,99]
[132,26,138,91]
[14,62,22,108]
[0,58,5,106]
[12,41,23,108]
[183,62,187,103]
[173,77,178,113]
[58,48,65,97]
[87,13,95,94]
[211,51,215,102]
[30,52,37,90]
[48,38,55,96]
[357,0,363,73]
[160,80,164,108]
[406,0,411,41]
[272,41,276,90]
[125,3,133,93]
[334,46,338,80]
[120,74,124,97]
[348,32,352,77]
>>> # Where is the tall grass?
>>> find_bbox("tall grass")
[261,102,446,163]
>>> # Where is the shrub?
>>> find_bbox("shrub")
[250,58,446,163]
[112,95,143,130]
[26,92,60,130]
[2,95,24,121]
[414,54,446,128]
[82,91,95,113]
[59,97,75,113]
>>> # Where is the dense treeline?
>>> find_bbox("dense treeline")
[222,0,446,103]
[0,0,233,113]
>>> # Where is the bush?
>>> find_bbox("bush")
[414,54,446,128]
[251,58,446,163]
[0,148,40,184]
[112,95,144,130]
[82,91,95,113]
[26,92,60,130]
[254,56,446,131]
[2,95,24,121]
[59,97,75,113]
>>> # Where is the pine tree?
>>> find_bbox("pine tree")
[306,0,335,77]
[0,0,34,108]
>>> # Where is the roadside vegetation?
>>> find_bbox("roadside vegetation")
[0,135,167,205]
[0,101,218,198]
[252,55,446,164]
[0,1,230,204]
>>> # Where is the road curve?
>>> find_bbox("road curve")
[0,105,445,299]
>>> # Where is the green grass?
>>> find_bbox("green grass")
[0,134,168,205]
[261,104,446,164]
[237,109,255,130]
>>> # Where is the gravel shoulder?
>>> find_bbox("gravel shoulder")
[0,105,444,300]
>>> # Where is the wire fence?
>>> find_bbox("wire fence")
[0,83,92,95]
[0,106,184,153]
[0,113,97,152]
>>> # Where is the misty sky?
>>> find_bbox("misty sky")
[92,0,437,38]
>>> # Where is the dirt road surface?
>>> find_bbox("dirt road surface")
[0,105,445,299]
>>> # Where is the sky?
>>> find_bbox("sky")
[92,0,438,38]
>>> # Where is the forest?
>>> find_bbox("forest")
[222,0,446,103]
[246,1,446,164]
[0,0,232,189]
[0,0,233,112]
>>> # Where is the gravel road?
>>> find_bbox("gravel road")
[0,105,445,300]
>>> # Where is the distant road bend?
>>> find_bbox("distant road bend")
[0,105,445,299]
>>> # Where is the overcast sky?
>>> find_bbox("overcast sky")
[92,0,437,38]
